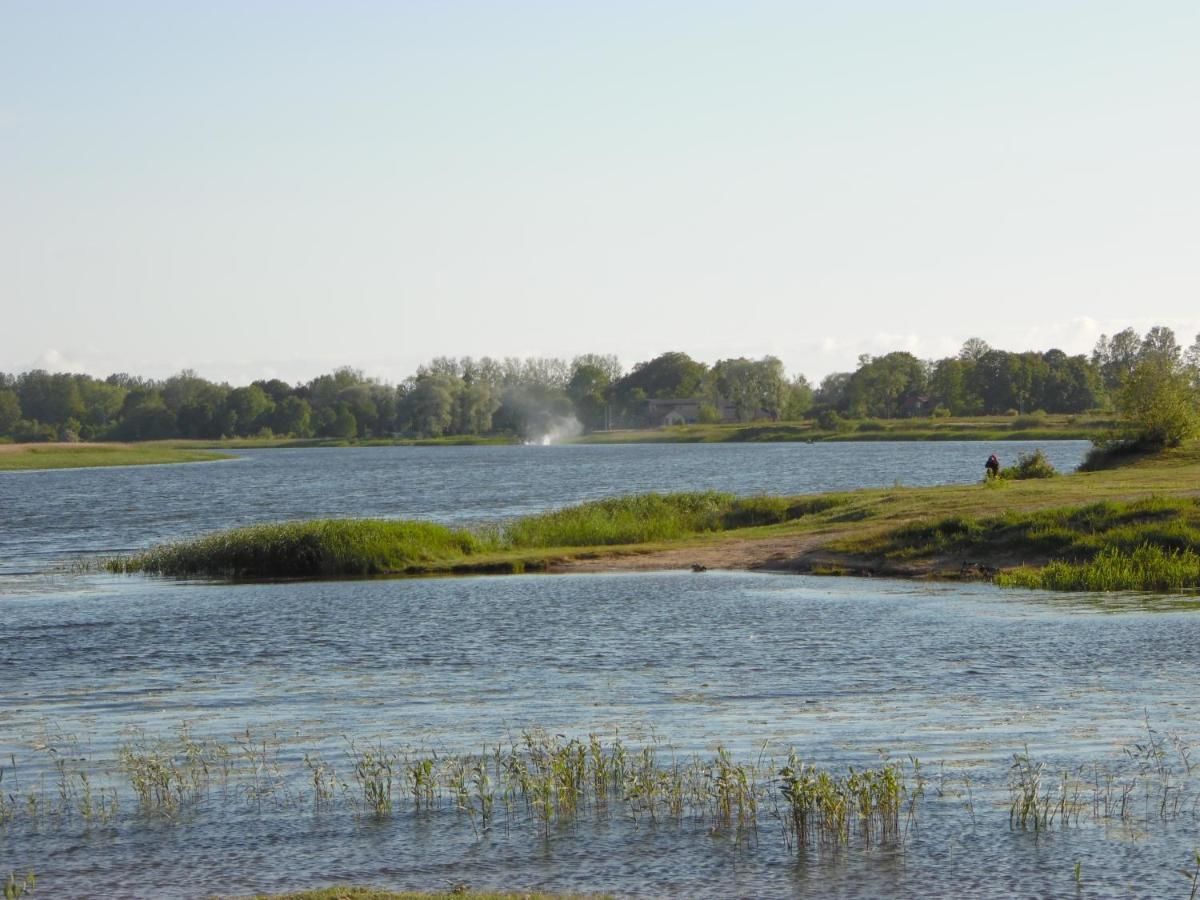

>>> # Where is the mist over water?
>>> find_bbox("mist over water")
[524,415,584,445]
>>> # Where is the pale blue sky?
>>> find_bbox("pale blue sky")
[3,1,1197,384]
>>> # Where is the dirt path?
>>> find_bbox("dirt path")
[551,532,839,574]
[550,529,1025,581]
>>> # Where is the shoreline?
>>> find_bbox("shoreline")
[105,443,1200,591]
[0,442,231,472]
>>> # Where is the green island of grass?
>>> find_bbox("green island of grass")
[0,442,231,471]
[106,443,1200,592]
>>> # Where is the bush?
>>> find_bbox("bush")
[856,421,886,432]
[930,405,952,418]
[1012,412,1048,429]
[1000,449,1057,480]
[816,410,852,432]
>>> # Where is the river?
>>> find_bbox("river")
[6,440,1199,898]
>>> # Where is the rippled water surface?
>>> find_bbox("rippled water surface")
[0,440,1086,575]
[7,440,1199,899]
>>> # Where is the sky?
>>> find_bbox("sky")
[3,1,1198,386]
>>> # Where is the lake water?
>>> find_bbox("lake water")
[8,440,1200,899]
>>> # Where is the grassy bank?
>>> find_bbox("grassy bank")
[0,442,230,471]
[107,443,1200,591]
[578,413,1111,444]
[167,435,519,450]
[108,492,852,578]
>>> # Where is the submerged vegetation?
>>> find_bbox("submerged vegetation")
[2,725,921,857]
[7,716,1200,897]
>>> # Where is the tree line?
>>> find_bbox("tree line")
[1,326,1197,443]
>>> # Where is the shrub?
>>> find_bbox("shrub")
[816,410,852,432]
[1000,449,1057,480]
[1012,412,1048,429]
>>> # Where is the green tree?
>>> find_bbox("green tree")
[406,375,458,437]
[0,388,21,435]
[225,385,275,437]
[845,352,927,418]
[16,370,85,425]
[116,391,177,440]
[271,396,313,437]
[1115,356,1199,448]
[567,362,614,431]
[712,356,787,421]
[781,374,814,420]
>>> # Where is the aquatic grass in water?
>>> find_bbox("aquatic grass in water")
[2,725,921,858]
[998,544,1200,592]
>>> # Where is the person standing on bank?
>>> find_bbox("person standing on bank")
[985,453,1001,479]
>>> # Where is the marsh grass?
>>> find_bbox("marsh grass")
[2,725,921,858]
[999,544,1200,592]
[777,752,907,850]
[109,519,497,578]
[107,491,853,578]
[3,872,35,900]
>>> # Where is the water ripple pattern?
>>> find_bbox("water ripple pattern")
[0,440,1088,576]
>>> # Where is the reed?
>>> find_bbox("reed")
[109,519,494,578]
[998,544,1200,592]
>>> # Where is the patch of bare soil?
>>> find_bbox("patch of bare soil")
[553,532,838,575]
[552,532,1051,582]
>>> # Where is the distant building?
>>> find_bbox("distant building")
[645,398,740,427]
[900,394,933,416]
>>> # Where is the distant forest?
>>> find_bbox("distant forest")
[1,326,1196,443]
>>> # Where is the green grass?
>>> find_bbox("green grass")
[853,497,1200,560]
[576,414,1113,444]
[109,492,853,578]
[997,544,1200,592]
[106,442,1200,590]
[0,443,229,471]
[109,519,496,578]
[502,491,850,547]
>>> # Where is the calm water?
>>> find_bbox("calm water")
[9,440,1200,899]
